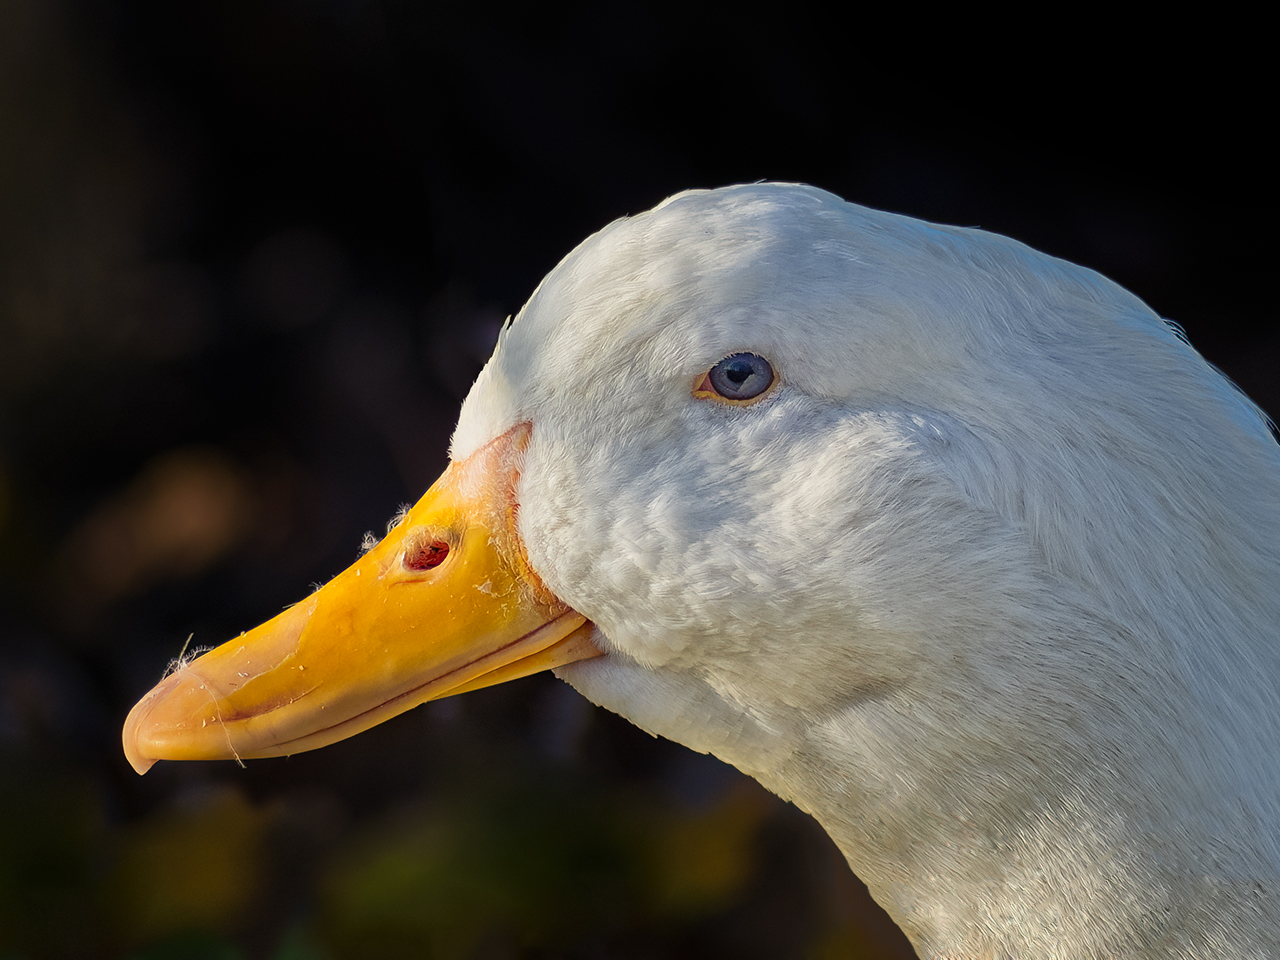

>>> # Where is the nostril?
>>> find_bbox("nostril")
[404,541,450,571]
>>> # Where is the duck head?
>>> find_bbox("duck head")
[129,181,1007,775]
[124,183,1280,956]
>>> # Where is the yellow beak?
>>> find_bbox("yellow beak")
[122,423,601,775]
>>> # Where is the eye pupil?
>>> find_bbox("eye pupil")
[707,352,774,401]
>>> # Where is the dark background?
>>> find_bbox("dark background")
[0,3,1274,958]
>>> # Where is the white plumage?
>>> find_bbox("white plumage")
[451,184,1280,957]
[125,182,1280,957]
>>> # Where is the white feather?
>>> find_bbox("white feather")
[453,183,1280,958]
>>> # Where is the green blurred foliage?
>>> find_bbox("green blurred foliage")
[0,739,897,959]
[0,762,108,958]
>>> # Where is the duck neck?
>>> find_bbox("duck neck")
[764,709,1278,959]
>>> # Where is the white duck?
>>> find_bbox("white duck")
[124,184,1280,958]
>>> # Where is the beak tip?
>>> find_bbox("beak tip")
[122,674,181,775]
[123,711,158,775]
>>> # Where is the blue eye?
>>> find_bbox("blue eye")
[707,353,774,401]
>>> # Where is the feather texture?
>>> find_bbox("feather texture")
[452,184,1280,957]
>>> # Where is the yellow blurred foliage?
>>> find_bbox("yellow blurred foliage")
[58,447,253,612]
[107,787,269,943]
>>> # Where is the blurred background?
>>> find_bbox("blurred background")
[0,3,1273,958]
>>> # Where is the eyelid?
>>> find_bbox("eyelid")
[692,370,718,398]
